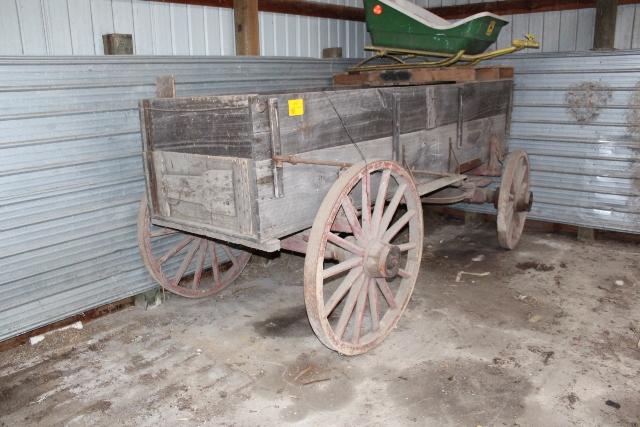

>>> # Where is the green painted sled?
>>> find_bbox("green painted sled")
[364,0,508,55]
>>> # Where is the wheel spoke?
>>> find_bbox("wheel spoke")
[371,170,391,235]
[397,268,412,279]
[375,278,397,309]
[322,256,363,279]
[150,228,180,238]
[378,182,407,238]
[341,196,363,239]
[368,277,380,332]
[221,245,237,266]
[382,209,416,243]
[361,170,371,233]
[192,241,207,289]
[173,240,200,286]
[352,278,369,344]
[327,232,365,257]
[324,268,362,318]
[335,275,366,339]
[397,242,416,252]
[209,242,222,287]
[158,236,194,265]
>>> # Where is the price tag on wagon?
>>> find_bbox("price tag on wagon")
[288,98,304,116]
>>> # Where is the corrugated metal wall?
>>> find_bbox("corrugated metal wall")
[0,0,367,58]
[460,50,640,233]
[2,0,640,57]
[0,55,354,341]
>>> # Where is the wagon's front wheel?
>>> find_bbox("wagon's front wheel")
[137,197,251,298]
[304,161,423,355]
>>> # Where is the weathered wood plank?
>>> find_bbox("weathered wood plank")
[145,95,254,156]
[151,151,257,238]
[333,67,477,87]
[255,114,506,240]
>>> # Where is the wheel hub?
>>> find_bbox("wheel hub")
[364,240,401,279]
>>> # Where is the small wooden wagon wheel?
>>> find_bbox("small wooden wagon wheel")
[496,150,533,250]
[304,161,423,355]
[137,198,251,298]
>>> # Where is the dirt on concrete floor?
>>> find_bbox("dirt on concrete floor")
[0,214,639,426]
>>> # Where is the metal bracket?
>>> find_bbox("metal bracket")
[392,93,400,162]
[268,98,285,198]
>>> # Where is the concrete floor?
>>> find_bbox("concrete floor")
[1,214,639,426]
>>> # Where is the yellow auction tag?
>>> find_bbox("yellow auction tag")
[288,98,304,116]
[486,20,496,36]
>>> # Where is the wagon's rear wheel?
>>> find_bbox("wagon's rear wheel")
[304,161,423,355]
[496,150,532,250]
[137,198,251,298]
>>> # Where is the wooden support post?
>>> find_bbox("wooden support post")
[156,75,176,98]
[593,0,618,49]
[234,0,260,55]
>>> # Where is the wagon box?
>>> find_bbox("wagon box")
[137,77,532,355]
[141,80,512,252]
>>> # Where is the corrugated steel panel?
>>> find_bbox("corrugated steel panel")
[0,55,355,341]
[458,50,640,234]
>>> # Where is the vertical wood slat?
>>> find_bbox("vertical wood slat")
[0,0,22,55]
[152,2,172,54]
[576,8,596,50]
[68,0,95,54]
[171,3,190,54]
[205,7,222,55]
[559,10,578,51]
[542,11,561,52]
[112,0,134,35]
[132,1,154,54]
[188,5,207,55]
[16,0,47,54]
[614,4,634,49]
[90,0,114,55]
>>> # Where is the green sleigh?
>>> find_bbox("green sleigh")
[354,0,539,71]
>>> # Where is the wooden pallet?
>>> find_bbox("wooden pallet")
[333,66,514,87]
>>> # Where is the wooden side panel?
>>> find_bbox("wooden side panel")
[431,79,512,126]
[256,114,507,240]
[144,95,254,157]
[250,80,512,160]
[150,151,257,237]
[264,86,428,157]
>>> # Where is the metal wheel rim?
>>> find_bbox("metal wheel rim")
[137,198,251,298]
[304,161,424,355]
[497,150,530,250]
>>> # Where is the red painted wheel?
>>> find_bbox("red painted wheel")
[497,150,532,250]
[137,198,250,298]
[304,161,423,355]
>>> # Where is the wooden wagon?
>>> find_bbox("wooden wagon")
[137,73,532,355]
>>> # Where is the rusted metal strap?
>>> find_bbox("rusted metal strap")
[272,155,353,169]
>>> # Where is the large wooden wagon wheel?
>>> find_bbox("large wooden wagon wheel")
[137,198,251,298]
[304,161,423,355]
[496,150,533,250]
